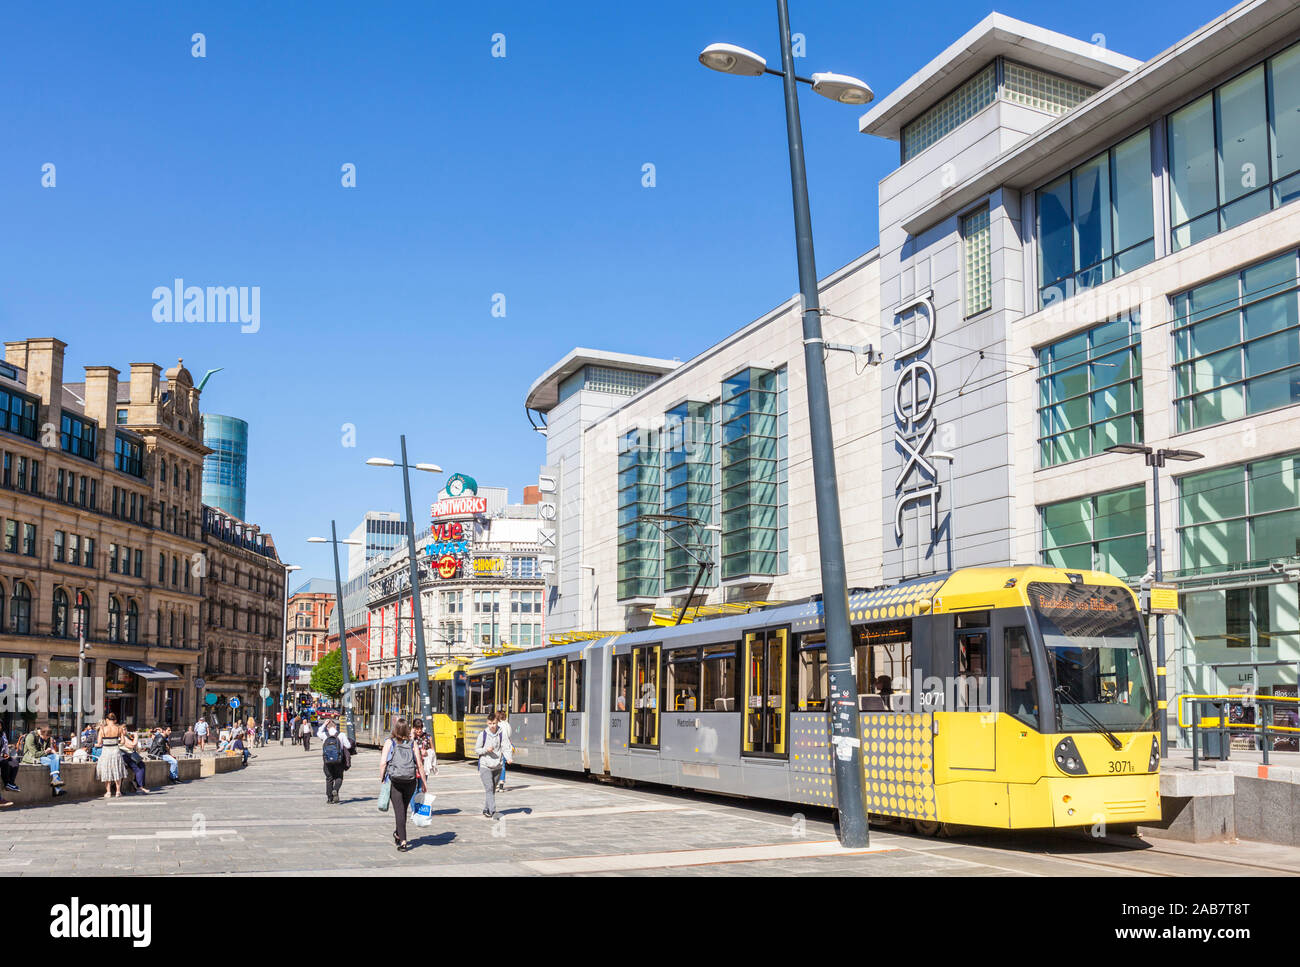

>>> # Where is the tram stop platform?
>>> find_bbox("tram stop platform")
[1142,748,1300,845]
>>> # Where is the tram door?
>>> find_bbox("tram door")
[743,629,789,757]
[546,658,567,742]
[494,666,510,719]
[630,644,660,747]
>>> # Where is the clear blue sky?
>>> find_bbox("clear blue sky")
[0,0,1227,581]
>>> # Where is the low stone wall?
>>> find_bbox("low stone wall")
[1141,764,1300,844]
[4,754,243,807]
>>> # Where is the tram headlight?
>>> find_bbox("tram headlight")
[1053,737,1088,776]
[1148,736,1160,772]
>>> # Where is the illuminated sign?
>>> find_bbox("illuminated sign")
[443,473,478,498]
[435,555,461,579]
[892,292,941,541]
[432,496,488,518]
[473,557,506,577]
[425,521,469,558]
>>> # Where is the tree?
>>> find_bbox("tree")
[310,647,343,701]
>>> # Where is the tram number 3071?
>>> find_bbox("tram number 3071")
[1108,760,1134,773]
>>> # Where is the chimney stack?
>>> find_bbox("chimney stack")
[83,366,120,470]
[22,338,67,433]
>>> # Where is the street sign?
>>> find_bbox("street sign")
[230,697,242,709]
[195,677,206,690]
[259,687,271,698]
[204,693,217,706]
[265,696,274,707]
[1148,583,1179,615]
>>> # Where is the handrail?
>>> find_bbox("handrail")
[1179,694,1300,770]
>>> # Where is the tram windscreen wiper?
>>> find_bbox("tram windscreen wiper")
[1055,685,1123,750]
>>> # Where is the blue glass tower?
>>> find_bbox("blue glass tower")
[202,414,249,520]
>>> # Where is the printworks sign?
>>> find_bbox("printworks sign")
[892,291,941,542]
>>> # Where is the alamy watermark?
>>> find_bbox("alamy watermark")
[0,673,104,719]
[152,279,260,333]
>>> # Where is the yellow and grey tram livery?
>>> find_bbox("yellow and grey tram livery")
[458,565,1160,832]
[346,660,469,755]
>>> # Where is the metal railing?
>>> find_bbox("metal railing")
[1177,693,1300,770]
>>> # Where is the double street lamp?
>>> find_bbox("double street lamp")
[699,0,873,847]
[366,437,443,727]
[307,526,363,744]
[1105,443,1205,756]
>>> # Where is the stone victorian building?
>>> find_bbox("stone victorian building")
[0,336,285,739]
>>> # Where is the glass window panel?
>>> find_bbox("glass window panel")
[1169,93,1218,225]
[1216,65,1269,205]
[1094,487,1145,540]
[1220,189,1271,231]
[1049,366,1089,403]
[1245,331,1300,378]
[1181,520,1249,571]
[1252,509,1300,561]
[1054,427,1091,463]
[1192,384,1246,427]
[1273,44,1300,179]
[1038,174,1074,286]
[1247,366,1300,416]
[1250,456,1300,514]
[1111,130,1154,252]
[1043,499,1091,548]
[1090,383,1129,420]
[1243,293,1298,341]
[1096,535,1147,578]
[1184,346,1243,395]
[1092,416,1135,452]
[1043,544,1092,570]
[1115,239,1155,275]
[1072,153,1112,271]
[1182,466,1247,526]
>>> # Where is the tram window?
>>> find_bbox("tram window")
[856,623,913,710]
[611,654,631,712]
[469,675,494,714]
[955,610,991,629]
[511,669,528,714]
[527,666,547,713]
[701,645,737,712]
[798,635,827,711]
[1005,626,1038,724]
[955,631,991,711]
[667,649,701,711]
[567,661,584,712]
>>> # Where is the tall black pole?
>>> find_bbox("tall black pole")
[400,435,435,726]
[775,0,868,846]
[329,520,357,744]
[1150,453,1167,758]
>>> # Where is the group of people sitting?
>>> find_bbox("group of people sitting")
[0,715,188,806]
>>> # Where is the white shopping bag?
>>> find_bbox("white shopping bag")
[410,790,435,827]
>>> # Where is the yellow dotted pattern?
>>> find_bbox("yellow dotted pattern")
[791,719,836,805]
[861,712,937,820]
[848,578,946,622]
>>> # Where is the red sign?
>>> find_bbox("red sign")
[432,496,487,518]
[435,555,461,579]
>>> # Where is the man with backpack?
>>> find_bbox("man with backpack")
[319,717,351,804]
[474,713,508,819]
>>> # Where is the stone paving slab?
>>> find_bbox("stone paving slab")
[3,741,1300,876]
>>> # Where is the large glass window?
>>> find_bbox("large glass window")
[1037,313,1143,466]
[9,583,31,634]
[611,654,631,712]
[60,412,97,460]
[1041,485,1147,579]
[1037,130,1154,306]
[617,427,661,600]
[1169,43,1300,251]
[901,63,997,162]
[0,388,38,440]
[666,648,700,711]
[1179,452,1300,573]
[962,205,991,317]
[115,436,144,477]
[720,366,787,581]
[662,401,715,591]
[1172,251,1300,432]
[798,635,828,711]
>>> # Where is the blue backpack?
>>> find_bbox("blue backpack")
[322,734,342,764]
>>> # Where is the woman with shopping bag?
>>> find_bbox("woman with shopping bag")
[377,717,425,852]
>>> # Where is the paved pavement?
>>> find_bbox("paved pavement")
[3,742,1300,876]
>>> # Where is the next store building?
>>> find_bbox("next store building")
[526,0,1300,746]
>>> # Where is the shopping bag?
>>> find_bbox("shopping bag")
[377,778,391,812]
[410,791,435,828]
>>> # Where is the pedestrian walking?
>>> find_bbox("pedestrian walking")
[320,718,352,804]
[194,716,209,754]
[183,725,196,758]
[299,716,312,752]
[411,719,437,780]
[378,718,425,851]
[95,714,129,798]
[474,713,507,818]
[496,714,514,792]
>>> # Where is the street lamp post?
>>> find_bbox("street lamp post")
[279,564,302,744]
[698,0,874,847]
[1106,443,1204,756]
[307,527,363,744]
[366,439,443,726]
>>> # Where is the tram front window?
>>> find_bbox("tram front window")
[1028,582,1154,733]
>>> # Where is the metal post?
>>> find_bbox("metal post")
[329,520,357,744]
[280,568,290,744]
[775,0,868,847]
[1191,704,1199,771]
[1150,454,1167,758]
[400,435,435,726]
